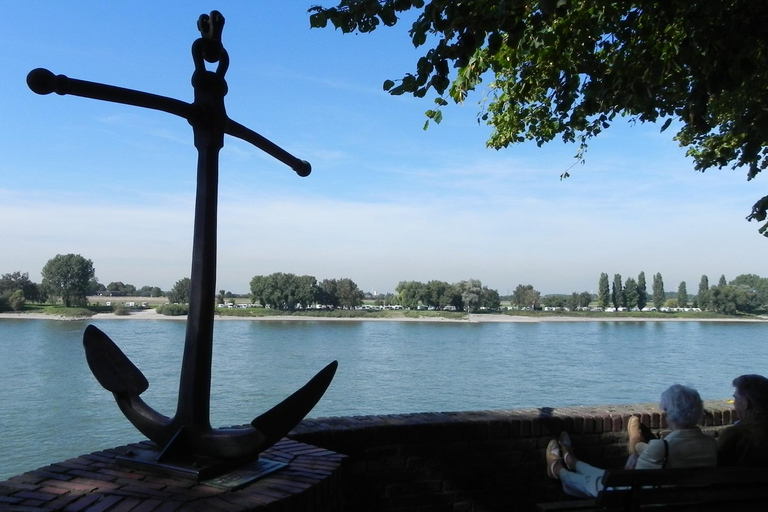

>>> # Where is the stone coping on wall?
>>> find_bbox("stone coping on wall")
[0,439,345,512]
[289,399,736,446]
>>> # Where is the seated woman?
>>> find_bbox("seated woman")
[546,384,717,498]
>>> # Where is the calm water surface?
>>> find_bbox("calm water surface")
[1,318,766,479]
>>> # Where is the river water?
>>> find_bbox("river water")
[1,317,766,479]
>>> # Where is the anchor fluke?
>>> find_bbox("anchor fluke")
[251,360,338,449]
[83,325,149,395]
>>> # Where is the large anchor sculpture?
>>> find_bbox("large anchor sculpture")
[27,11,337,478]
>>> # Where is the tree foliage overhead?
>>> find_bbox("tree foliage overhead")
[309,0,768,234]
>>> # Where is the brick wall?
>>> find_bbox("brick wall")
[288,400,736,512]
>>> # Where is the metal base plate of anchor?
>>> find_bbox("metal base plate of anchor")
[202,459,287,490]
[117,446,284,484]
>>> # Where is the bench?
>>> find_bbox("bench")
[536,466,768,511]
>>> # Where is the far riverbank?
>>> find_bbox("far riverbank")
[2,309,767,323]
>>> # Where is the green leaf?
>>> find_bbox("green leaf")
[383,79,395,91]
[309,12,328,29]
[660,118,672,132]
[389,84,407,95]
[380,6,397,26]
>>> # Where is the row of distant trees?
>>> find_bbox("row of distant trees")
[395,279,501,311]
[595,272,768,314]
[92,281,164,298]
[0,255,96,310]
[540,290,595,310]
[0,271,43,311]
[3,254,767,317]
[700,274,768,315]
[0,254,169,311]
[250,273,364,310]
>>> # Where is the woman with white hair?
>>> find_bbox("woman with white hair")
[546,384,717,498]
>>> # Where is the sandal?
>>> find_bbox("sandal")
[559,431,576,470]
[546,439,562,480]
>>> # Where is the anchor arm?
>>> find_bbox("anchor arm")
[251,360,338,450]
[27,68,193,120]
[225,118,311,177]
[83,325,176,443]
[114,393,175,446]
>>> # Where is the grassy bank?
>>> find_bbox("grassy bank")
[215,307,467,320]
[7,303,762,321]
[214,307,754,321]
[20,303,96,318]
[497,309,741,320]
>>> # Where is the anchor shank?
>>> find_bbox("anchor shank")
[176,140,220,429]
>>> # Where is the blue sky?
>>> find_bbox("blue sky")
[1,2,765,295]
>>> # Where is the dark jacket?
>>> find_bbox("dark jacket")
[717,415,768,467]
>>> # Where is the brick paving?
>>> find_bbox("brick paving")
[0,440,344,512]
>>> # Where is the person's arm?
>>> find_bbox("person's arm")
[634,438,665,470]
[717,427,739,466]
[624,454,639,469]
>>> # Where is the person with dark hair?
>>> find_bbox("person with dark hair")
[718,374,768,467]
[546,384,717,498]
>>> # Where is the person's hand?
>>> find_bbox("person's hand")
[624,454,639,470]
